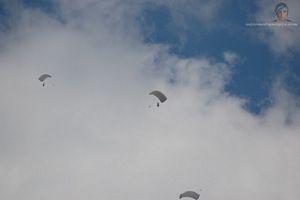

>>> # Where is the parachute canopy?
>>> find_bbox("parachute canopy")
[39,74,52,82]
[149,90,167,103]
[179,191,200,200]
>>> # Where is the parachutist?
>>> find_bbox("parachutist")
[39,74,52,87]
[149,90,167,108]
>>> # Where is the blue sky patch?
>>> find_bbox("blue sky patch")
[137,2,299,114]
[21,0,57,14]
[0,2,11,31]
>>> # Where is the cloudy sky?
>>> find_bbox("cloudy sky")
[0,0,300,200]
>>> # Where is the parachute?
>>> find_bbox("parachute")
[38,74,52,86]
[179,191,200,200]
[149,90,167,107]
[149,90,167,103]
[39,74,51,82]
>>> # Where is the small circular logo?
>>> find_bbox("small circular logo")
[274,2,292,22]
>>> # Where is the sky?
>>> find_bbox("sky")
[0,0,300,200]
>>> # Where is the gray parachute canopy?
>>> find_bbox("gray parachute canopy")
[39,74,52,82]
[149,90,167,103]
[179,191,200,200]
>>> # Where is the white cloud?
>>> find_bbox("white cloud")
[223,51,239,65]
[0,1,300,200]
